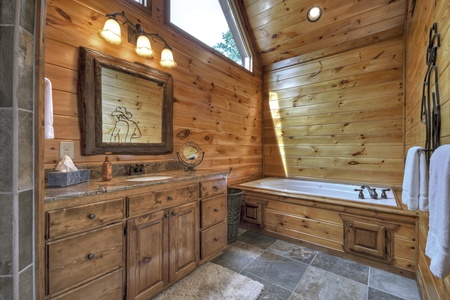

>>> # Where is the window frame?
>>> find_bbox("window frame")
[165,0,254,73]
[125,0,152,16]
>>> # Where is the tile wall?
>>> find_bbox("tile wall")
[0,0,36,298]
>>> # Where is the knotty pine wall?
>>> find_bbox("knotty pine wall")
[263,37,404,186]
[405,0,450,299]
[44,0,263,185]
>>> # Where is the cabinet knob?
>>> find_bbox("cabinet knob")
[164,214,170,218]
[87,253,95,260]
[214,238,219,242]
[142,256,152,264]
[213,186,219,191]
[167,196,174,201]
[172,212,177,216]
[88,213,96,220]
[214,208,219,212]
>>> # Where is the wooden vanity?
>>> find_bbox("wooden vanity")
[44,171,228,299]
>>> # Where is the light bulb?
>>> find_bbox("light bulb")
[99,18,123,45]
[160,48,177,68]
[135,35,154,57]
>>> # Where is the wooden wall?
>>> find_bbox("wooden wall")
[405,0,450,299]
[262,37,405,186]
[44,0,263,185]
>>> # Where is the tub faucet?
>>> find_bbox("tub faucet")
[361,185,378,199]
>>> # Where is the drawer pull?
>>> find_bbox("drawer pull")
[88,213,96,220]
[213,186,219,191]
[214,238,219,242]
[142,256,152,264]
[87,253,95,260]
[214,208,219,212]
[171,212,177,216]
[167,196,174,201]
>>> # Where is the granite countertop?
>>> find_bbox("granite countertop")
[45,170,229,202]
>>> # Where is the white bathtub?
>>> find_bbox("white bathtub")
[239,177,397,207]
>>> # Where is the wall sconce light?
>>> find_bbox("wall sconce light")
[307,6,322,22]
[99,11,177,68]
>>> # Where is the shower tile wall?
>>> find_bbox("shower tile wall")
[0,0,36,299]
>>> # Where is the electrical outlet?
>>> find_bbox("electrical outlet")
[60,142,74,159]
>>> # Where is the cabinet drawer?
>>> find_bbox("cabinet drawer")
[50,268,123,300]
[46,198,124,239]
[201,195,227,229]
[200,178,226,198]
[201,221,227,260]
[127,183,199,217]
[46,223,124,296]
[155,183,199,205]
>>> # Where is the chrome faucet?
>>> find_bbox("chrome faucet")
[361,185,378,199]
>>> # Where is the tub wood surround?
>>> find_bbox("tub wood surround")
[44,0,263,185]
[243,0,406,186]
[405,0,450,299]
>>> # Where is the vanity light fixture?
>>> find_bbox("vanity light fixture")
[99,10,177,68]
[307,6,322,22]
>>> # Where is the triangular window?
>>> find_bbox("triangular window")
[167,0,253,72]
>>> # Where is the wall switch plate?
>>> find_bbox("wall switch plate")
[60,142,74,160]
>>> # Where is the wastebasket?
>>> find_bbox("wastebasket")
[227,188,244,243]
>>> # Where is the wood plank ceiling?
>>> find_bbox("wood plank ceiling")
[242,0,406,68]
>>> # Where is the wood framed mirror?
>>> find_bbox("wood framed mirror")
[78,47,173,155]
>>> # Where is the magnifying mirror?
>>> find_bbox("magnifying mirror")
[176,142,205,171]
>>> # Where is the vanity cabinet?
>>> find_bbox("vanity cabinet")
[127,201,198,300]
[45,199,125,299]
[44,172,228,300]
[199,178,228,261]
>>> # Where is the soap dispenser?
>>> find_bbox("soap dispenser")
[101,152,113,181]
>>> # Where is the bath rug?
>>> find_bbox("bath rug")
[153,262,264,300]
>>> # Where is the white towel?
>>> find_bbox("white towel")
[44,78,54,139]
[402,146,428,210]
[425,144,450,278]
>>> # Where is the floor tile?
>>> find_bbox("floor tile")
[212,240,264,273]
[244,251,308,291]
[290,266,367,300]
[310,252,369,284]
[369,268,420,300]
[267,240,317,265]
[238,230,277,249]
[368,287,404,300]
[242,271,292,300]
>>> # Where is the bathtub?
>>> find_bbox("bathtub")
[239,177,397,207]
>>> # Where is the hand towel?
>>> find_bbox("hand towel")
[418,150,429,210]
[425,144,450,278]
[44,77,54,139]
[402,146,428,210]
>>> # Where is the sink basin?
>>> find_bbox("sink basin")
[127,176,172,182]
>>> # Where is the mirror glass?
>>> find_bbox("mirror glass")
[177,142,204,170]
[78,47,173,155]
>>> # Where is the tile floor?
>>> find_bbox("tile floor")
[212,229,421,300]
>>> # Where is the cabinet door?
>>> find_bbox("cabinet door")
[242,198,263,226]
[341,214,397,263]
[169,201,199,282]
[127,210,168,300]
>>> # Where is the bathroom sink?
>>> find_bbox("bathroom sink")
[126,176,172,182]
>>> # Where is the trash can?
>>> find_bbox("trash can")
[227,188,244,243]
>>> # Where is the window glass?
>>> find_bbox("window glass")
[169,0,252,71]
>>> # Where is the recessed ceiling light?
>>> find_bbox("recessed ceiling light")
[307,6,322,22]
